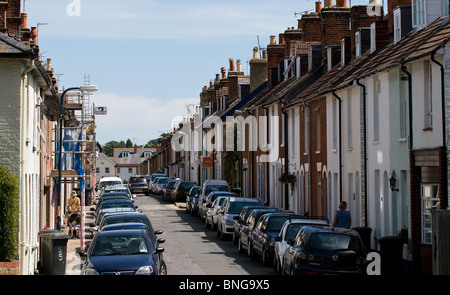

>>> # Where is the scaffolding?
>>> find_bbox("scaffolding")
[50,76,97,252]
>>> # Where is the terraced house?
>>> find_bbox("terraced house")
[147,0,450,275]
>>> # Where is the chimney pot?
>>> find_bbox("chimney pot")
[336,0,347,7]
[229,58,236,71]
[31,27,37,45]
[270,35,277,45]
[253,47,259,59]
[315,1,322,12]
[21,13,27,29]
[324,0,333,7]
[237,59,242,73]
[221,67,226,79]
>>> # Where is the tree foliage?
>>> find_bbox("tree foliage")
[0,165,19,262]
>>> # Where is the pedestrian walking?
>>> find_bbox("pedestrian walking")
[332,201,351,229]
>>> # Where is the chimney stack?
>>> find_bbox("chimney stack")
[250,47,268,93]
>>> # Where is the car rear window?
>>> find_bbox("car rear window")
[309,233,362,252]
[227,201,261,214]
[130,177,146,184]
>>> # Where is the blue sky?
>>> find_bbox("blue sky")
[26,0,370,146]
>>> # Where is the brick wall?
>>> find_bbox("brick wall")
[320,6,351,69]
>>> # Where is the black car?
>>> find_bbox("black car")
[186,186,201,215]
[237,208,278,254]
[97,212,164,244]
[249,212,298,266]
[128,176,149,195]
[171,181,198,202]
[282,226,368,275]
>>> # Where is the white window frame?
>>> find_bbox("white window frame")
[421,184,439,244]
[442,0,449,17]
[355,31,361,58]
[412,0,426,28]
[394,8,402,44]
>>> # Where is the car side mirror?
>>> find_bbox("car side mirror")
[157,238,166,244]
[155,230,163,235]
[155,247,164,254]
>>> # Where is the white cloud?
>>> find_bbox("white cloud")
[92,92,198,145]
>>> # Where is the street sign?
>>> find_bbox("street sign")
[94,106,107,115]
[203,157,213,168]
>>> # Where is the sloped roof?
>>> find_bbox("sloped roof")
[285,16,450,107]
[0,32,34,57]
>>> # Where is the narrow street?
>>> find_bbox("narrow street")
[133,193,274,275]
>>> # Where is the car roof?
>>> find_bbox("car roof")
[227,197,261,202]
[99,177,122,182]
[99,198,133,204]
[104,212,148,219]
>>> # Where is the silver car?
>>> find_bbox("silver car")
[216,197,262,240]
[205,196,230,230]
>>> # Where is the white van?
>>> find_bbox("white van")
[97,176,123,195]
[198,179,230,220]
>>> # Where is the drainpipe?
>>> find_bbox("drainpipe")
[356,78,368,227]
[332,90,343,203]
[302,101,312,215]
[280,99,289,210]
[431,52,448,208]
[401,65,413,150]
[262,105,270,206]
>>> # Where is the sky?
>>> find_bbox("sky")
[25,0,371,146]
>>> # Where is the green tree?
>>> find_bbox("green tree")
[0,165,19,262]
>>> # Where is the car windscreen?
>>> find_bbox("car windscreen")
[206,185,229,194]
[227,201,260,214]
[91,234,149,256]
[309,233,362,253]
[158,178,170,184]
[99,201,134,210]
[99,181,122,189]
[166,181,177,189]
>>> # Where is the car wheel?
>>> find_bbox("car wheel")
[238,237,245,254]
[262,248,271,266]
[159,261,167,275]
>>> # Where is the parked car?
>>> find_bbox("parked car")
[101,222,165,245]
[96,176,123,195]
[232,205,267,244]
[249,212,298,265]
[171,181,198,203]
[154,177,171,195]
[199,191,238,222]
[148,173,167,193]
[237,208,279,255]
[281,226,368,275]
[92,198,137,221]
[186,186,201,214]
[128,175,149,195]
[198,179,230,212]
[96,212,164,245]
[205,196,231,230]
[94,192,133,208]
[98,184,133,200]
[94,207,137,226]
[162,179,180,202]
[216,197,262,240]
[273,216,329,274]
[82,229,166,275]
